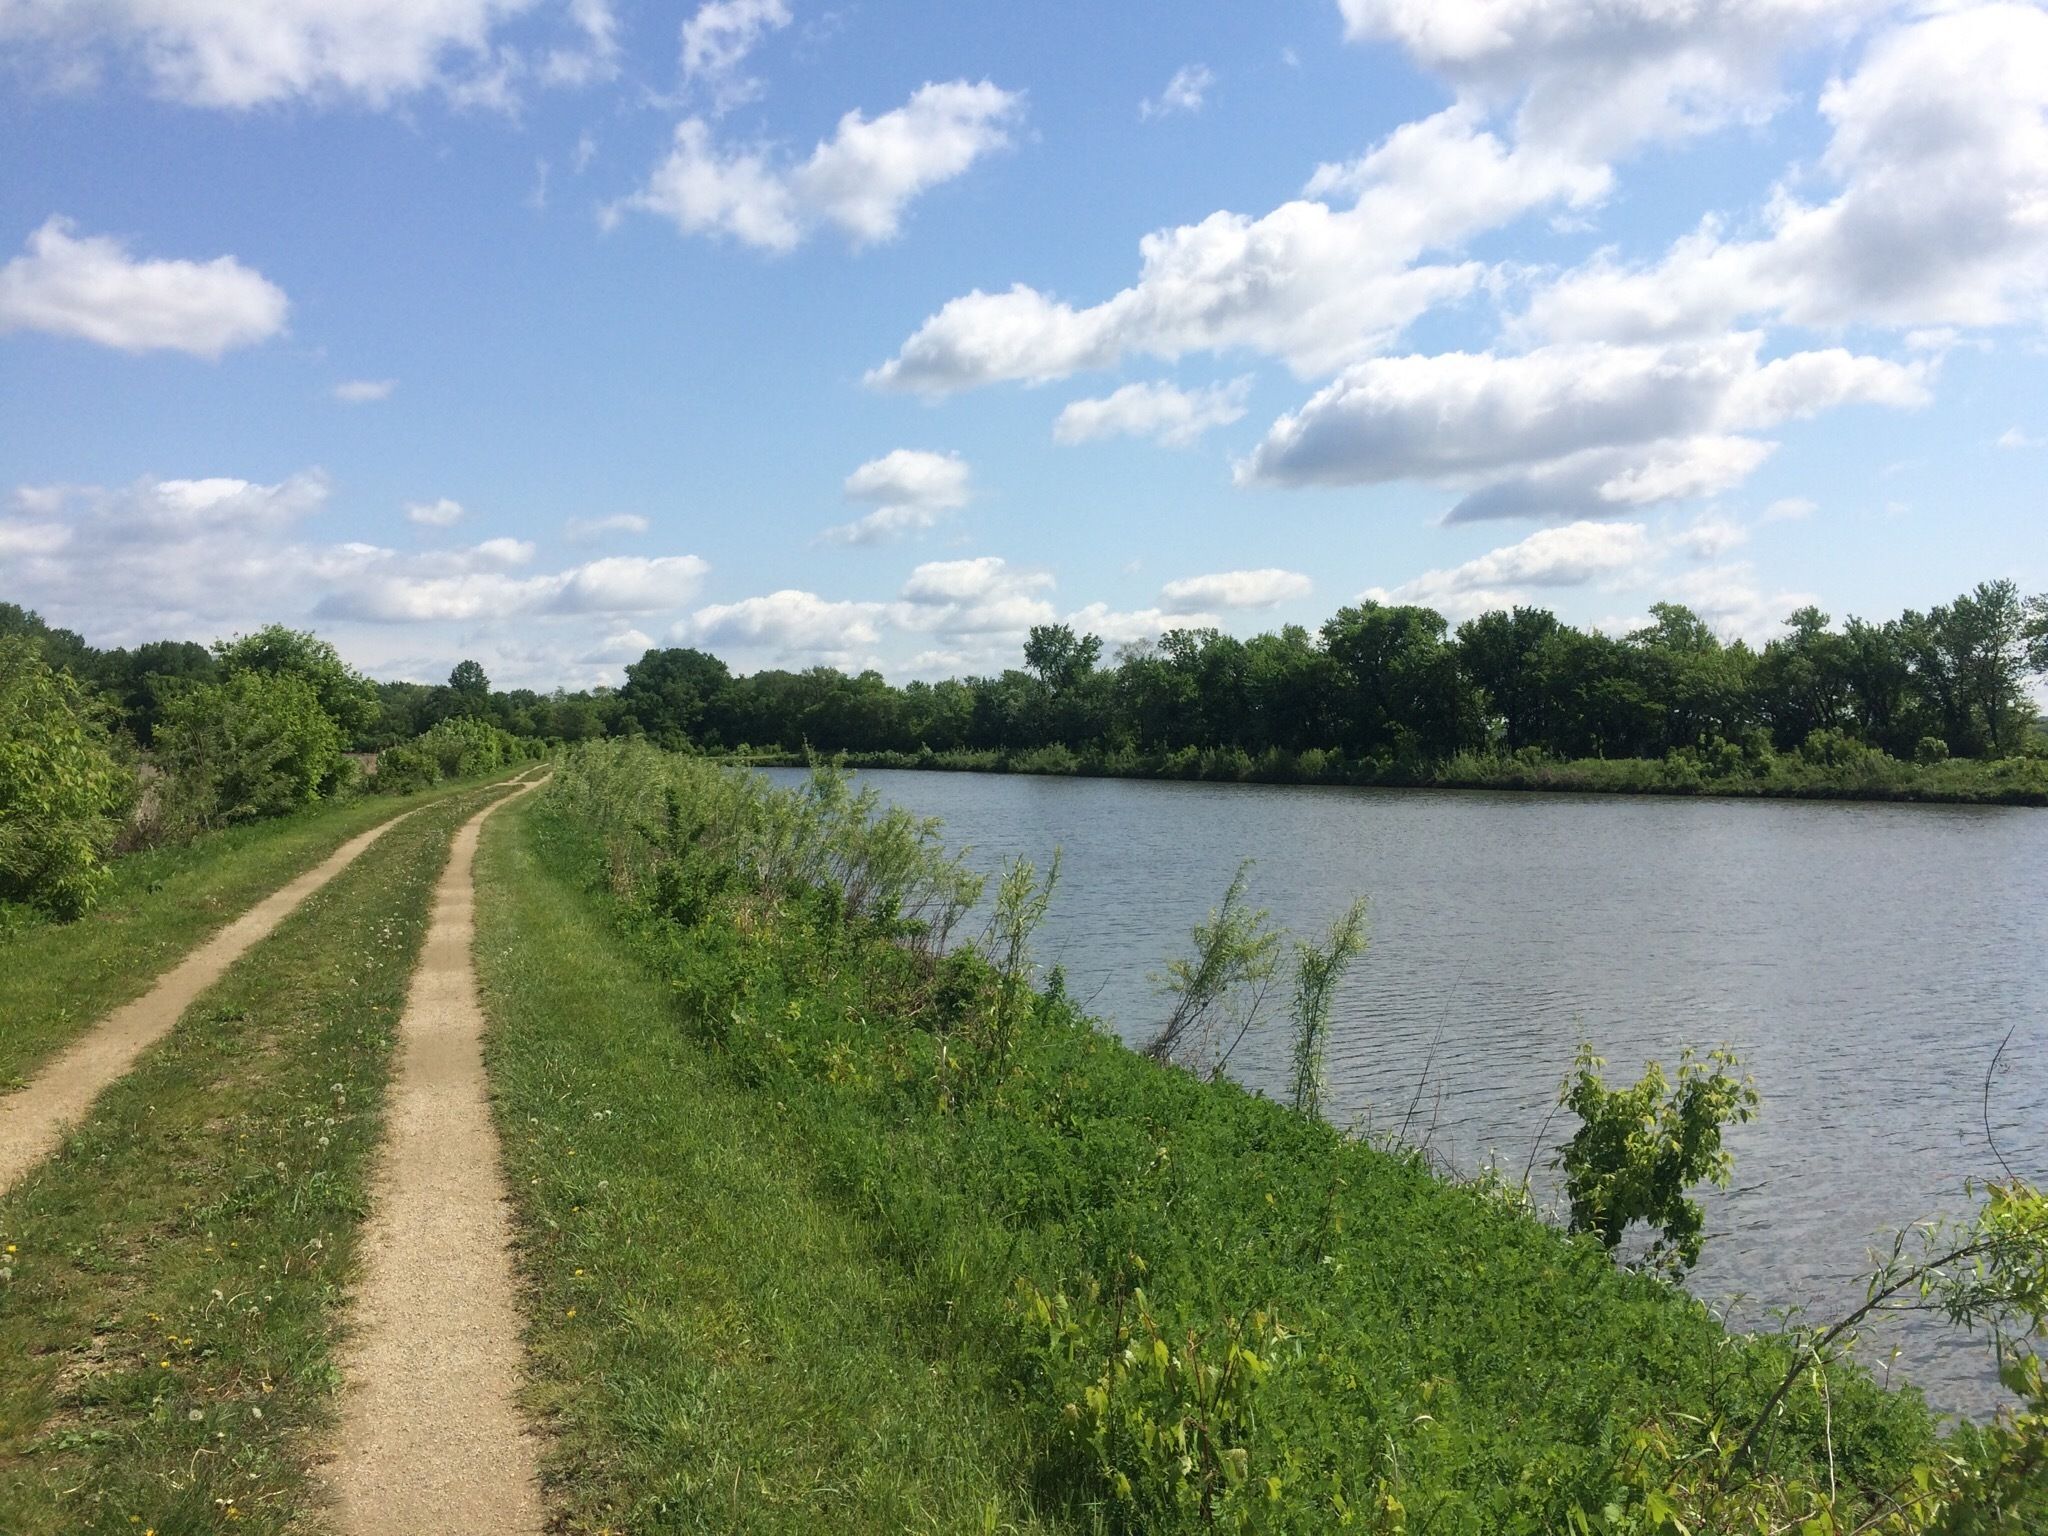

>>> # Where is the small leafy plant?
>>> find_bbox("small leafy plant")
[1555,1043,1759,1275]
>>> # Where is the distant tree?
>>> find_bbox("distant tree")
[1022,624,1102,695]
[620,647,732,747]
[448,659,491,709]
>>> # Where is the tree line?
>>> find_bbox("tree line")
[609,582,2048,770]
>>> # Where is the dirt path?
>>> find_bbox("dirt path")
[323,776,549,1536]
[0,802,434,1197]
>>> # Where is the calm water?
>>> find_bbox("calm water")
[764,767,2048,1416]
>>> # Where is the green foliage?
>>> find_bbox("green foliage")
[373,714,530,793]
[212,623,379,740]
[1287,899,1369,1122]
[1017,1278,1303,1531]
[1555,1045,1761,1275]
[0,636,132,918]
[532,743,1945,1533]
[1146,861,1281,1067]
[152,669,343,830]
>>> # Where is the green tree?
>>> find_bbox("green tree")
[620,646,732,747]
[0,637,132,918]
[1022,623,1102,696]
[213,625,379,741]
[154,671,345,828]
[447,659,492,715]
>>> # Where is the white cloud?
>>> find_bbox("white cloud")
[1996,426,2042,450]
[1364,521,1656,619]
[1062,602,1217,647]
[686,589,887,660]
[1670,515,1750,559]
[1663,561,1818,643]
[333,378,396,404]
[869,104,1606,394]
[680,0,789,104]
[540,0,619,87]
[1524,6,2048,344]
[1237,335,1927,517]
[1053,378,1251,448]
[896,556,1056,638]
[563,511,651,541]
[616,81,1022,251]
[1762,496,1817,521]
[320,553,709,622]
[823,448,972,545]
[1141,64,1213,121]
[406,497,467,527]
[1159,568,1312,613]
[0,0,614,110]
[1335,0,1888,162]
[0,217,286,357]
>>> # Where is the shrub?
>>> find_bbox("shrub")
[0,637,132,918]
[374,715,527,794]
[153,671,343,829]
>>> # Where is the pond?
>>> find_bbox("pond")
[764,766,2048,1416]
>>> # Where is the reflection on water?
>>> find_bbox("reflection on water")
[765,767,2048,1416]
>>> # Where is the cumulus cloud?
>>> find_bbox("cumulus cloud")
[1524,6,2048,344]
[406,497,467,527]
[680,0,789,106]
[686,589,887,660]
[1238,334,1927,517]
[897,556,1056,638]
[1141,64,1213,121]
[1364,520,1656,619]
[1335,0,1888,162]
[333,378,396,404]
[868,104,1606,394]
[1996,426,2042,450]
[0,217,286,357]
[1159,568,1311,613]
[1061,602,1216,647]
[0,0,614,110]
[823,449,971,545]
[615,80,1022,251]
[1053,378,1251,447]
[0,470,712,689]
[564,511,651,541]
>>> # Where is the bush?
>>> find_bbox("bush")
[153,671,343,830]
[0,637,133,918]
[374,715,532,795]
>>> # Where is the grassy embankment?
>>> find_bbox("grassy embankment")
[0,783,512,1533]
[725,743,2048,807]
[481,743,1944,1534]
[0,768,529,1092]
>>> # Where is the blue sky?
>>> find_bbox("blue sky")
[2,0,2045,687]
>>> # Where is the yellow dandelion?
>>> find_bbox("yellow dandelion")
[565,1308,577,1319]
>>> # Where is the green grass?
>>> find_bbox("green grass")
[0,782,510,1535]
[474,796,1066,1535]
[523,744,1948,1534]
[0,771,525,1092]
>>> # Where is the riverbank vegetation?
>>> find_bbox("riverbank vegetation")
[1,604,540,924]
[497,741,2046,1532]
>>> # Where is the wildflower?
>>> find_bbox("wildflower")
[188,1409,204,1422]
[565,1308,577,1319]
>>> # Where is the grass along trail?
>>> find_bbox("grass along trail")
[0,802,444,1196]
[0,768,534,1097]
[0,782,516,1533]
[322,776,549,1535]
